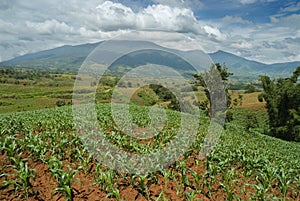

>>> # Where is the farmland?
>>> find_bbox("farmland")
[0,103,299,200]
[0,67,299,200]
[1,0,300,200]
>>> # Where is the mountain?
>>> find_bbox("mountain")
[1,42,101,72]
[209,50,300,79]
[1,42,300,79]
[209,50,267,72]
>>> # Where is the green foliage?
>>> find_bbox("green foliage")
[245,113,259,130]
[0,101,13,106]
[52,167,79,201]
[133,87,158,106]
[225,110,234,122]
[149,84,180,111]
[193,63,233,118]
[244,84,257,93]
[1,160,36,198]
[0,105,299,200]
[259,66,300,141]
[55,100,66,107]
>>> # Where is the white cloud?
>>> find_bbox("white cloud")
[270,14,300,29]
[0,19,17,34]
[0,0,299,64]
[238,0,257,5]
[26,20,74,35]
[203,25,226,41]
[94,1,136,31]
[152,0,204,11]
[139,4,198,32]
[222,15,252,25]
[280,1,300,13]
[231,40,253,49]
[77,2,201,34]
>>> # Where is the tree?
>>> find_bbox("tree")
[244,84,256,93]
[259,66,300,141]
[149,84,180,111]
[193,63,233,119]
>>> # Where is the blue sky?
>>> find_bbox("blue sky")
[0,0,299,63]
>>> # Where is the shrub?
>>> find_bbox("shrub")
[55,100,66,107]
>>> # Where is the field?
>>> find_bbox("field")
[0,68,299,200]
[0,70,75,113]
[0,103,299,200]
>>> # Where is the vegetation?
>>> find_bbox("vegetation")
[193,63,233,121]
[0,104,299,200]
[244,83,259,93]
[0,64,299,200]
[259,66,300,142]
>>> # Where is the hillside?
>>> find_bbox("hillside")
[1,42,300,79]
[0,104,299,200]
[210,50,300,79]
[0,42,101,72]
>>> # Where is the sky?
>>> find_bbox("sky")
[0,0,299,64]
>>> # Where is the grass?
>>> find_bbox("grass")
[0,84,73,113]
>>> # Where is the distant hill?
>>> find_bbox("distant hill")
[209,50,300,79]
[0,42,101,72]
[1,41,300,79]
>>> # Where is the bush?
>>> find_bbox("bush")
[225,110,234,122]
[245,113,258,130]
[55,100,66,107]
[244,84,257,93]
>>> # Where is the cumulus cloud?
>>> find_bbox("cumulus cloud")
[93,1,136,31]
[88,2,200,33]
[139,4,199,32]
[26,20,75,35]
[203,25,226,41]
[0,0,299,64]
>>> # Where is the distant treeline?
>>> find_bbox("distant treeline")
[0,68,76,86]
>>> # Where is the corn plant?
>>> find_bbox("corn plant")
[48,156,63,175]
[184,191,197,201]
[134,174,150,199]
[1,161,36,198]
[191,170,201,191]
[161,169,172,187]
[106,187,120,201]
[276,168,292,199]
[155,190,168,201]
[78,151,93,175]
[3,136,18,157]
[220,167,238,201]
[52,166,79,201]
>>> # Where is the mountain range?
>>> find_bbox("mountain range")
[1,41,299,80]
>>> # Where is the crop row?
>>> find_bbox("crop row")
[0,104,299,200]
